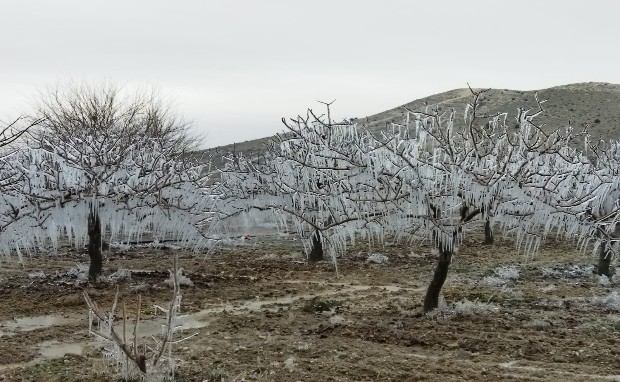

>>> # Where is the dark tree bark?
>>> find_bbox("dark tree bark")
[423,248,453,312]
[88,210,103,280]
[598,241,612,277]
[484,219,494,245]
[308,231,323,262]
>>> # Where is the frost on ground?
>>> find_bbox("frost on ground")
[541,264,593,279]
[482,265,520,287]
[592,291,620,311]
[63,264,132,283]
[165,267,193,287]
[109,242,131,252]
[427,298,499,318]
[28,271,46,279]
[597,274,616,285]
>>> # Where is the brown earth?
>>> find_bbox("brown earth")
[0,231,619,381]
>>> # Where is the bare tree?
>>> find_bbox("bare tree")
[0,116,42,150]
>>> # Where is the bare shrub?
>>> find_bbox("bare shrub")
[84,257,194,381]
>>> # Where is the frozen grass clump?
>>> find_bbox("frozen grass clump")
[542,264,593,279]
[165,267,193,287]
[66,263,89,280]
[329,314,346,325]
[592,291,620,311]
[428,298,499,318]
[109,242,131,252]
[108,268,132,283]
[28,271,46,279]
[366,253,389,264]
[482,265,519,287]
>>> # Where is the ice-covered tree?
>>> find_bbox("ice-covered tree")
[1,83,216,279]
[0,116,43,252]
[224,91,603,311]
[219,105,374,263]
[579,139,620,276]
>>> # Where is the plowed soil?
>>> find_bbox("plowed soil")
[1,231,619,381]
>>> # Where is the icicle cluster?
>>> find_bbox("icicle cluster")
[0,131,218,259]
[221,92,620,261]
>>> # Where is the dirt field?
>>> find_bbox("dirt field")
[1,231,620,381]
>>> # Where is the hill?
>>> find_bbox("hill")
[202,82,620,170]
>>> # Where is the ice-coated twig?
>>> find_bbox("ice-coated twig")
[83,255,193,378]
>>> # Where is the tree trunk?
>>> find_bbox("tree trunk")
[484,219,494,245]
[308,231,323,262]
[598,241,612,277]
[423,248,453,312]
[88,210,103,280]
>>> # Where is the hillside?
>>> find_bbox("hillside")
[202,82,620,170]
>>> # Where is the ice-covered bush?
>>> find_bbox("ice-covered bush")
[427,298,499,318]
[84,257,194,381]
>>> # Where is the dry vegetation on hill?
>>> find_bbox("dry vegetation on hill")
[203,82,620,170]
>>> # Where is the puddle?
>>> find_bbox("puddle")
[0,282,421,372]
[191,283,422,318]
[0,314,82,336]
[0,282,415,335]
[0,340,86,372]
[118,313,212,338]
[38,340,84,359]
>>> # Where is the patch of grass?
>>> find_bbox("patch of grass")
[302,298,341,313]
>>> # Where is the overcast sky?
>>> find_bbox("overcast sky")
[1,0,619,148]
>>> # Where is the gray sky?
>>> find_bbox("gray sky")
[2,0,619,148]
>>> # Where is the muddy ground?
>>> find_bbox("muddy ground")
[0,230,620,381]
